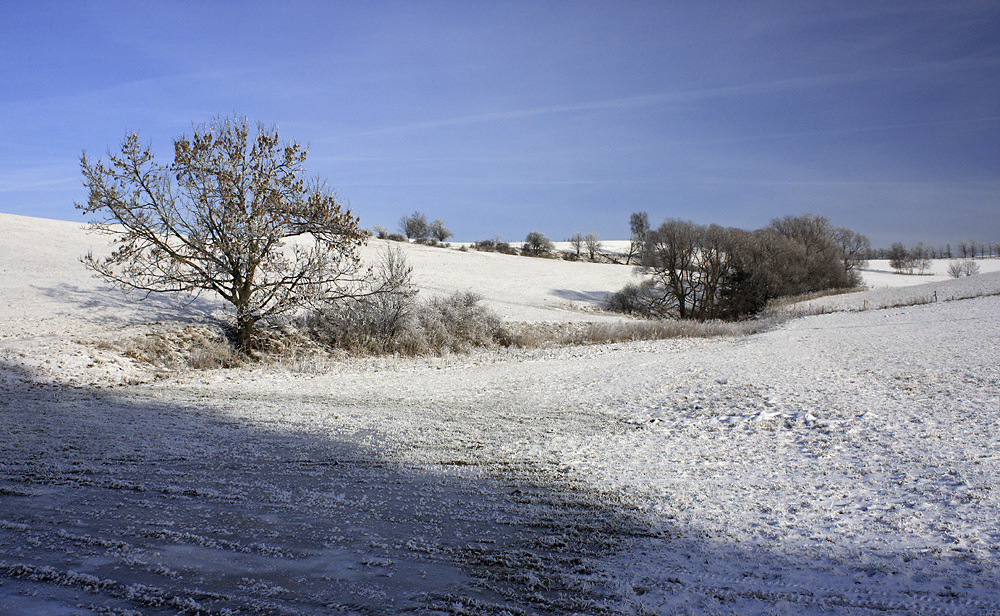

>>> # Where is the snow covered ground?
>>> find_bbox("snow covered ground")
[1,213,999,614]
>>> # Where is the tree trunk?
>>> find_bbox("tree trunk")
[234,309,256,352]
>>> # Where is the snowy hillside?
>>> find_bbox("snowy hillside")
[1,213,999,615]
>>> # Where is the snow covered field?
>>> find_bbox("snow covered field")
[1,214,998,614]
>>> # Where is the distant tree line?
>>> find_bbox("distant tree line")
[871,240,1000,263]
[608,213,869,321]
[877,239,998,275]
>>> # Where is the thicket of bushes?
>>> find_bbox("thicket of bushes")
[306,290,513,355]
[302,247,512,356]
[607,214,869,321]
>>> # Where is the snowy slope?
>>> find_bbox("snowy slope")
[1,213,999,615]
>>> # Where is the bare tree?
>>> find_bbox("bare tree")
[78,116,369,350]
[947,261,964,278]
[888,242,915,274]
[429,219,453,243]
[585,233,602,260]
[641,219,701,319]
[523,231,554,256]
[768,214,848,293]
[399,211,429,241]
[626,211,649,265]
[631,217,864,321]
[833,227,871,285]
[912,243,932,275]
[948,259,981,278]
[567,232,585,259]
[967,240,979,260]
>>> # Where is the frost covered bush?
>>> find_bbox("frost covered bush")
[947,259,980,278]
[522,231,555,256]
[308,291,512,355]
[473,238,517,255]
[306,250,512,356]
[306,246,416,354]
[412,291,513,352]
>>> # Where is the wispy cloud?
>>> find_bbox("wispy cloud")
[337,56,1000,139]
[0,165,79,193]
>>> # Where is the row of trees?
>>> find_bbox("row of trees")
[872,240,1000,261]
[611,214,869,321]
[567,232,602,260]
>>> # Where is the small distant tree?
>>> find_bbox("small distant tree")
[523,231,554,256]
[399,211,429,241]
[567,232,585,259]
[943,243,952,259]
[948,259,980,278]
[585,233,602,260]
[626,211,649,265]
[947,261,963,278]
[967,240,979,260]
[429,219,453,243]
[911,243,932,275]
[78,116,369,350]
[372,224,388,239]
[888,242,915,274]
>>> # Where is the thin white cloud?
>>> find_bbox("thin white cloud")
[337,56,1000,139]
[0,165,79,193]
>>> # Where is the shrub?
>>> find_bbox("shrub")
[522,231,554,256]
[430,219,453,243]
[474,238,516,255]
[308,291,512,356]
[948,259,980,278]
[604,282,657,317]
[412,292,513,352]
[399,211,429,241]
[306,249,512,356]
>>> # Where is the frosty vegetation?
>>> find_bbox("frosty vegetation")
[78,116,381,351]
[3,208,1000,614]
[607,213,869,321]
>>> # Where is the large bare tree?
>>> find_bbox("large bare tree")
[78,116,369,350]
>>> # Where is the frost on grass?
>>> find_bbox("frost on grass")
[2,214,1000,614]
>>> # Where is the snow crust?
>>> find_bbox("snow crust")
[2,213,999,614]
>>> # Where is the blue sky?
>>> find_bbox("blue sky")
[2,1,998,247]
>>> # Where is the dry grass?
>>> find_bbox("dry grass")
[505,315,785,348]
[765,286,866,311]
[577,317,781,344]
[110,324,245,371]
[107,296,793,374]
